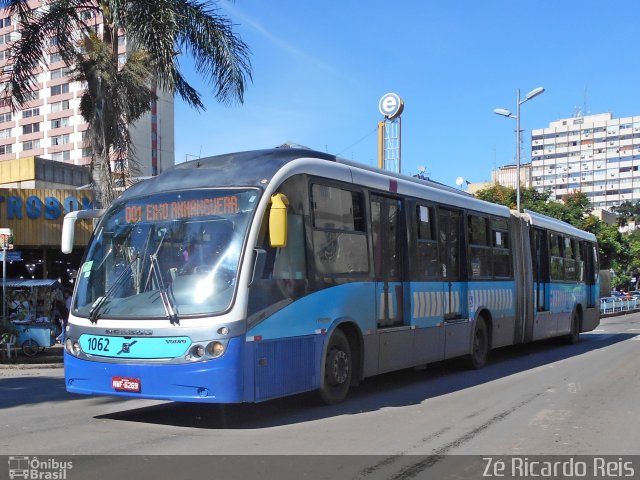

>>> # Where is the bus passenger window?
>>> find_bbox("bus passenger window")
[416,205,438,279]
[311,184,368,276]
[468,214,491,278]
[550,234,564,281]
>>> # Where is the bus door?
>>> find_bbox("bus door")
[533,228,549,312]
[371,194,409,373]
[438,207,468,359]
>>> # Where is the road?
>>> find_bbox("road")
[1,313,639,478]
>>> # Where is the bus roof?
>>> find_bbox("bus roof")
[119,148,505,212]
[522,209,597,242]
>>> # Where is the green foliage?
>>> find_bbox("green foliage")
[0,321,19,343]
[611,200,640,227]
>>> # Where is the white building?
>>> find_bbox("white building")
[491,163,532,190]
[531,113,640,209]
[0,5,174,178]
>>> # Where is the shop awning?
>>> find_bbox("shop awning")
[1,279,62,288]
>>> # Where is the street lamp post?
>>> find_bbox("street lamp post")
[494,86,545,212]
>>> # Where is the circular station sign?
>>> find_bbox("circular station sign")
[378,92,404,120]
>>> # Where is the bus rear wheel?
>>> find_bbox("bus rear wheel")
[564,311,581,344]
[319,329,352,405]
[467,319,489,369]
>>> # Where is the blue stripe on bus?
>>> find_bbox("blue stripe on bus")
[247,283,378,340]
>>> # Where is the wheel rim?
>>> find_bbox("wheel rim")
[328,348,349,386]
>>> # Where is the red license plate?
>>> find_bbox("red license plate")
[112,376,141,393]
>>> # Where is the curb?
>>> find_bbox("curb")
[0,362,63,369]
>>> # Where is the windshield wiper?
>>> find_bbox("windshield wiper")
[89,254,139,324]
[148,253,179,325]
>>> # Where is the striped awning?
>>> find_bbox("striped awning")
[1,279,62,289]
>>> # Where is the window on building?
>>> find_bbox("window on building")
[22,139,40,151]
[50,134,70,146]
[50,83,69,96]
[22,122,40,134]
[50,67,72,80]
[51,150,71,161]
[51,117,70,129]
[0,127,11,139]
[22,107,40,118]
[0,144,12,155]
[0,112,11,123]
[50,100,70,112]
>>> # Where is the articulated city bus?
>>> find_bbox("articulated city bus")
[61,148,600,404]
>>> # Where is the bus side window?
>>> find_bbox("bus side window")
[258,180,308,281]
[416,204,438,279]
[272,213,306,279]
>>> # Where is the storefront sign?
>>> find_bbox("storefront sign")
[0,194,92,221]
[0,250,22,261]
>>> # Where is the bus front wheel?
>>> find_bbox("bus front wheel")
[467,319,489,369]
[319,329,352,405]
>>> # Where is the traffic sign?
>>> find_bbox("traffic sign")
[0,227,13,250]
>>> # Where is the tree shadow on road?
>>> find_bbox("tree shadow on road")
[96,331,637,429]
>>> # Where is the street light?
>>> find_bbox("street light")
[494,86,545,212]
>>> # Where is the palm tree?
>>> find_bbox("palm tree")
[1,0,251,207]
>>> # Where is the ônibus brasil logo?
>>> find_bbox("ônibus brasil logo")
[8,456,73,479]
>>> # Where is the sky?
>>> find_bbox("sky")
[173,0,640,188]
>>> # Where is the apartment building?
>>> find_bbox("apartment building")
[0,6,174,178]
[531,113,640,209]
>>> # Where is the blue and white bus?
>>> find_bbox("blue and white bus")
[61,148,600,404]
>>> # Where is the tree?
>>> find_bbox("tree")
[611,200,640,227]
[2,0,252,207]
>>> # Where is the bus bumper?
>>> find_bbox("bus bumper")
[64,337,245,403]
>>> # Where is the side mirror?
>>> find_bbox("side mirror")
[61,209,105,253]
[269,193,289,248]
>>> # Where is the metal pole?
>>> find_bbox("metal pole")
[398,116,402,174]
[2,248,6,321]
[377,121,385,169]
[516,88,521,213]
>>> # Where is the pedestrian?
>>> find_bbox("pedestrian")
[56,289,72,343]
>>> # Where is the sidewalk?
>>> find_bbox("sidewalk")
[0,344,64,368]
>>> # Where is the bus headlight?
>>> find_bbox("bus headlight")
[65,338,81,356]
[207,341,225,358]
[192,345,205,358]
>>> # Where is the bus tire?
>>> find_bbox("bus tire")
[467,318,489,370]
[319,329,352,405]
[564,311,580,344]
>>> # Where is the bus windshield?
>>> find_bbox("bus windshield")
[73,189,260,320]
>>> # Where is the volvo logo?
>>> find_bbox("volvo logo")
[118,340,138,355]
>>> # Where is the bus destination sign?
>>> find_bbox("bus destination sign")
[125,196,239,223]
